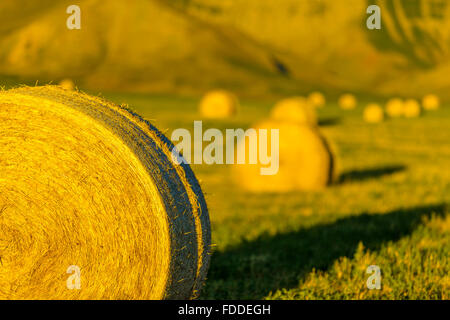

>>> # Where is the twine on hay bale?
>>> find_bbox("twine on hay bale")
[364,103,384,123]
[199,90,238,119]
[385,98,404,118]
[58,79,75,91]
[307,91,326,108]
[403,99,422,118]
[271,97,318,126]
[338,94,357,110]
[0,86,211,300]
[422,94,440,111]
[233,120,334,192]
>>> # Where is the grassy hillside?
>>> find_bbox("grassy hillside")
[0,0,296,95]
[1,0,450,98]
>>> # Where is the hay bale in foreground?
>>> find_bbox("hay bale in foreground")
[403,99,422,118]
[422,94,440,111]
[199,90,238,118]
[308,91,326,108]
[58,79,75,90]
[0,86,211,300]
[385,98,404,118]
[271,97,317,126]
[338,94,357,110]
[233,120,334,192]
[364,103,384,123]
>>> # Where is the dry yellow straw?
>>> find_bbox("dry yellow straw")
[385,98,404,118]
[422,94,440,111]
[0,86,211,300]
[308,91,326,108]
[364,103,384,123]
[403,99,422,118]
[199,90,238,118]
[233,120,334,192]
[271,97,317,126]
[58,79,75,91]
[338,94,357,110]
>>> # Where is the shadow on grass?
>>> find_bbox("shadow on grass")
[319,117,341,127]
[203,204,446,299]
[338,165,406,184]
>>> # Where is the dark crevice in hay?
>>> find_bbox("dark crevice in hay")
[202,204,447,299]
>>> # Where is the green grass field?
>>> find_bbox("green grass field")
[102,92,450,300]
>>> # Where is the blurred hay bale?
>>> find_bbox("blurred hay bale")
[422,94,440,111]
[308,91,326,108]
[271,97,317,126]
[0,85,211,300]
[199,90,238,118]
[233,120,334,192]
[364,103,384,123]
[58,79,75,90]
[338,94,357,110]
[385,98,404,118]
[403,99,422,118]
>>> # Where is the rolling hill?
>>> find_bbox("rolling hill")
[1,0,449,98]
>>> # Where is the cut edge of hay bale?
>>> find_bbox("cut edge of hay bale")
[0,85,211,300]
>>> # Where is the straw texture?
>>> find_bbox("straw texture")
[0,86,211,300]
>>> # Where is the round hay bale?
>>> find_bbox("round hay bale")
[199,90,238,119]
[422,94,440,111]
[363,103,384,123]
[308,91,326,108]
[338,94,357,110]
[58,79,75,91]
[385,98,404,118]
[233,120,334,192]
[0,86,211,300]
[271,97,317,126]
[403,99,422,118]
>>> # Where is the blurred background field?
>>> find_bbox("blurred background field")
[1,0,449,299]
[99,92,449,299]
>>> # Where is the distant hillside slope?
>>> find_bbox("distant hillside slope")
[0,0,296,95]
[169,0,450,98]
[1,0,450,98]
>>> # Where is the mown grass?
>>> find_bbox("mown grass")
[91,92,450,299]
